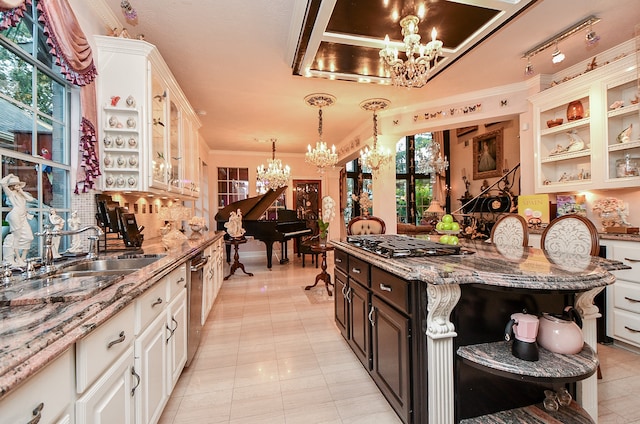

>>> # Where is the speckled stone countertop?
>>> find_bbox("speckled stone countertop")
[331,235,629,291]
[0,231,224,400]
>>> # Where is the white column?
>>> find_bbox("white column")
[575,286,604,421]
[426,283,461,424]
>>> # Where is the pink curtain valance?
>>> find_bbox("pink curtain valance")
[0,0,29,31]
[37,0,97,86]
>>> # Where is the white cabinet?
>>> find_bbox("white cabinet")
[202,237,224,325]
[95,35,201,198]
[605,240,640,348]
[530,54,638,193]
[602,71,640,188]
[167,289,188,389]
[76,346,136,424]
[135,311,168,424]
[0,349,74,424]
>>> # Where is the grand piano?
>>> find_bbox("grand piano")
[214,186,312,269]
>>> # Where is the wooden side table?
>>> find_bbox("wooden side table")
[224,237,253,280]
[305,243,334,296]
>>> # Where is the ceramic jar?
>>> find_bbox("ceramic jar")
[566,100,584,121]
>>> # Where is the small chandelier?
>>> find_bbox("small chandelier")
[304,93,338,173]
[417,140,448,175]
[257,139,290,191]
[379,15,443,88]
[360,98,392,175]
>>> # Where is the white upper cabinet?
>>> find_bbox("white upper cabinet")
[95,35,201,198]
[530,54,639,193]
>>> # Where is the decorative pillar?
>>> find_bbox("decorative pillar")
[575,286,604,421]
[426,283,461,424]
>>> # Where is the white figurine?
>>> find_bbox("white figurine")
[49,209,65,258]
[67,210,84,253]
[1,174,35,266]
[224,208,246,238]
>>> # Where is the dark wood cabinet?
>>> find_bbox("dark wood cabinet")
[336,254,417,424]
[334,269,348,339]
[371,296,411,421]
[348,280,371,370]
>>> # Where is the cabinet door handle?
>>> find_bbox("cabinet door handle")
[131,366,141,397]
[107,331,126,349]
[624,296,640,303]
[379,283,392,292]
[176,277,185,284]
[368,306,375,326]
[27,402,44,424]
[346,287,352,304]
[151,297,163,307]
[341,284,348,298]
[351,268,361,274]
[624,257,640,263]
[335,258,342,263]
[166,316,178,344]
[624,326,640,333]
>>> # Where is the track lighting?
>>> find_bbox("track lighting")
[585,22,600,46]
[524,57,533,75]
[551,43,565,64]
[522,15,600,72]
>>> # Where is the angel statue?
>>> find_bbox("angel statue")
[67,211,84,253]
[224,209,246,239]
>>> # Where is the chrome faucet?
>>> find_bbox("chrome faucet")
[35,225,104,272]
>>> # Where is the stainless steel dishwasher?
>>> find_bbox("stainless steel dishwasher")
[186,251,208,367]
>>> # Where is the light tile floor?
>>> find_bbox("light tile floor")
[159,253,640,424]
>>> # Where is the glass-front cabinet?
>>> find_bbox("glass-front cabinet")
[95,35,201,198]
[530,53,639,193]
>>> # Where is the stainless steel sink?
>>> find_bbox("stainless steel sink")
[55,269,138,279]
[59,256,164,273]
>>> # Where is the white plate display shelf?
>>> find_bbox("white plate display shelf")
[530,53,639,193]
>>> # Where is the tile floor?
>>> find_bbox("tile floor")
[158,252,640,424]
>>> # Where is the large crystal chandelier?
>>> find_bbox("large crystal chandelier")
[360,98,392,175]
[257,139,290,191]
[379,15,443,88]
[304,93,338,173]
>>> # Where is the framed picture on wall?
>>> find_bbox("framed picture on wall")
[472,128,503,180]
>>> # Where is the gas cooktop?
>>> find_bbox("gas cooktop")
[346,234,463,258]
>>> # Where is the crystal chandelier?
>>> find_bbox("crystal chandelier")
[257,139,290,191]
[417,140,449,175]
[379,15,443,88]
[360,98,392,175]
[304,93,338,173]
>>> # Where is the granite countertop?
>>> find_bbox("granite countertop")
[0,231,224,400]
[331,235,629,291]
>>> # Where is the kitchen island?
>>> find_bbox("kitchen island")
[0,231,224,423]
[332,235,628,424]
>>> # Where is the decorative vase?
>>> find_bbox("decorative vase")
[319,232,328,247]
[566,100,584,121]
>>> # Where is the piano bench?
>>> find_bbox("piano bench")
[300,242,319,268]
